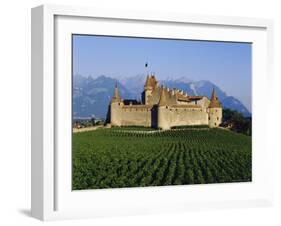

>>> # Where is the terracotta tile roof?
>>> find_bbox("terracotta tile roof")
[144,75,158,89]
[208,89,222,108]
[111,83,121,102]
[188,96,203,101]
[176,93,189,101]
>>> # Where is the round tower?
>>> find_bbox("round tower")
[157,88,170,130]
[208,88,222,128]
[110,83,123,126]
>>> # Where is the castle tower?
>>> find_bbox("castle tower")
[157,88,170,130]
[143,75,158,105]
[208,88,222,128]
[112,82,121,101]
[143,75,153,105]
[110,83,123,126]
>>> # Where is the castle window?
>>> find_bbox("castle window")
[216,110,218,112]
[215,123,217,126]
[166,106,168,109]
[217,117,219,120]
[209,117,210,120]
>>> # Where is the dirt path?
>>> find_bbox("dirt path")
[111,127,211,134]
[73,126,223,134]
[73,125,104,133]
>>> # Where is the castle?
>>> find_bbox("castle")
[109,75,222,130]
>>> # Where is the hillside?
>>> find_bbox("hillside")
[73,75,134,118]
[73,74,251,118]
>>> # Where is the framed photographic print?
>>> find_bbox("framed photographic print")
[31,4,274,221]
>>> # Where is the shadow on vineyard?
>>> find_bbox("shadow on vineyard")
[72,128,252,190]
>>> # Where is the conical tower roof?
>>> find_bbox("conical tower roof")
[158,87,167,106]
[112,82,121,102]
[208,88,221,108]
[144,75,158,90]
[144,75,151,87]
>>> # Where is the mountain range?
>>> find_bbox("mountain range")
[73,74,251,119]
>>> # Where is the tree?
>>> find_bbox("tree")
[90,116,96,126]
[222,109,251,136]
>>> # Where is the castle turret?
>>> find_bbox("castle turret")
[143,75,159,105]
[143,75,153,105]
[157,88,170,130]
[110,83,123,126]
[208,88,222,128]
[158,87,167,106]
[112,82,121,102]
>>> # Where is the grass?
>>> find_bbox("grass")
[110,126,157,131]
[72,128,251,190]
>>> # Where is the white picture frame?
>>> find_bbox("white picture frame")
[31,4,274,221]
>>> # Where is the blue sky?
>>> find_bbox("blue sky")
[73,35,252,111]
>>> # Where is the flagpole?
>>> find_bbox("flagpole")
[145,62,149,75]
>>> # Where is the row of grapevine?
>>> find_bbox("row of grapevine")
[72,128,251,190]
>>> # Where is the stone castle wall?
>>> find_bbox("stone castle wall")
[158,106,209,129]
[120,106,153,127]
[168,107,209,127]
[109,75,222,129]
[111,103,222,129]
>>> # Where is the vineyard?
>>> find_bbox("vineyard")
[72,128,251,190]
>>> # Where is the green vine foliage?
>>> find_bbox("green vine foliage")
[72,128,252,190]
